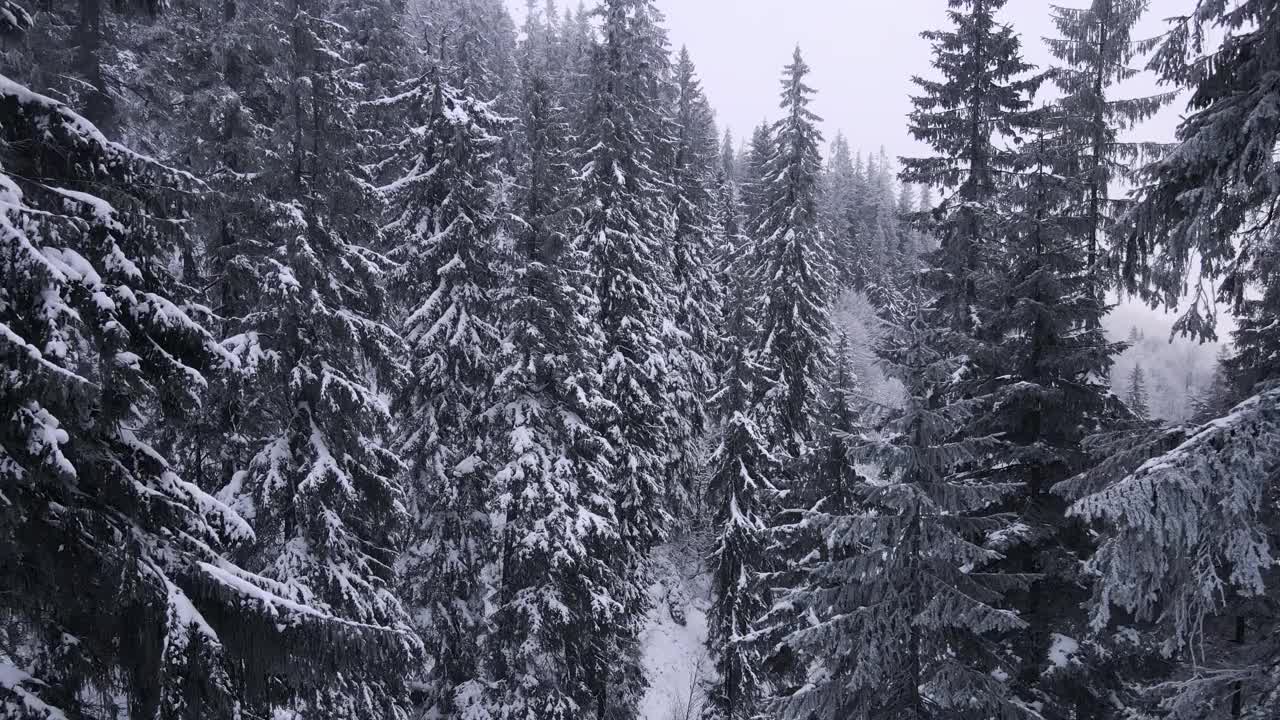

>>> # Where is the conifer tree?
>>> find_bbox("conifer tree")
[813,332,863,514]
[481,7,622,716]
[705,281,778,720]
[666,46,722,520]
[979,112,1127,714]
[900,0,1036,333]
[746,47,835,702]
[749,47,833,461]
[1,46,414,719]
[379,65,507,716]
[573,0,682,712]
[1071,3,1280,716]
[1,69,245,720]
[767,293,1028,720]
[714,131,746,285]
[206,1,421,716]
[1125,364,1150,422]
[1045,0,1175,297]
[822,133,862,289]
[739,121,774,243]
[721,128,739,181]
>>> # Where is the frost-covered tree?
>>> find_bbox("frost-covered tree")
[974,113,1127,715]
[739,121,774,244]
[767,293,1028,720]
[823,133,862,289]
[1071,388,1280,719]
[480,8,623,717]
[705,282,778,720]
[900,0,1036,333]
[1045,0,1175,298]
[412,0,518,103]
[1074,3,1280,715]
[573,0,681,713]
[813,332,863,514]
[380,67,507,716]
[0,60,414,719]
[0,70,244,720]
[666,45,722,520]
[749,47,833,460]
[1125,364,1150,421]
[201,1,422,717]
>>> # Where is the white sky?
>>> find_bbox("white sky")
[515,0,1193,159]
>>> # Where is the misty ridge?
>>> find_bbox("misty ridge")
[0,1,1276,719]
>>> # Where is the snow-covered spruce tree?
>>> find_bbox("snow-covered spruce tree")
[813,332,863,516]
[480,6,623,717]
[1121,0,1278,350]
[745,46,835,699]
[1044,0,1175,298]
[900,0,1036,334]
[205,0,421,717]
[1070,387,1280,719]
[1125,364,1150,422]
[705,280,779,720]
[766,292,1028,720]
[379,66,507,717]
[721,128,739,182]
[971,112,1128,715]
[412,0,518,104]
[1191,348,1240,424]
[865,147,907,291]
[0,70,246,720]
[572,0,682,714]
[0,65,413,718]
[713,130,747,298]
[1072,2,1280,715]
[822,133,863,290]
[739,121,774,245]
[666,46,723,521]
[748,46,833,462]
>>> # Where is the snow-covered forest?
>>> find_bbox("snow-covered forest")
[1,0,1278,718]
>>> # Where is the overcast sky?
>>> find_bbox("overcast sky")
[515,0,1193,159]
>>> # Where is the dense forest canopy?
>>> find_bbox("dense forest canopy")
[1,0,1277,719]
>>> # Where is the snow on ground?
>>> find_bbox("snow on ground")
[639,535,714,720]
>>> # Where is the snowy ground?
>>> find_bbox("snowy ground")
[639,535,714,720]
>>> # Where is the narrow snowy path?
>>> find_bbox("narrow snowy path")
[638,538,714,720]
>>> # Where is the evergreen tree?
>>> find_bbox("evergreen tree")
[749,47,833,460]
[414,0,518,103]
[705,282,778,720]
[1045,0,1175,297]
[1191,349,1238,423]
[745,46,834,702]
[739,121,774,244]
[1,50,414,719]
[573,0,682,713]
[822,133,863,289]
[721,128,739,181]
[666,45,722,521]
[480,8,622,716]
[206,1,421,716]
[714,130,746,287]
[1070,387,1280,719]
[380,66,507,716]
[900,0,1036,333]
[813,332,863,514]
[1076,3,1280,714]
[1125,364,1150,422]
[979,111,1127,715]
[767,293,1028,720]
